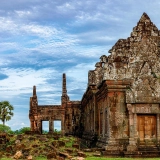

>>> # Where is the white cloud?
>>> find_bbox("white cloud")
[0,16,59,38]
[21,24,58,38]
[0,68,59,97]
[15,10,32,18]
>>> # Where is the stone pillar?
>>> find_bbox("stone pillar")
[93,102,95,132]
[91,110,93,132]
[31,120,34,131]
[37,120,41,133]
[98,109,100,136]
[127,104,137,152]
[39,121,42,134]
[134,113,138,138]
[61,114,65,136]
[157,114,160,141]
[34,120,38,131]
[104,98,118,151]
[107,107,110,138]
[102,100,105,137]
[53,120,54,131]
[49,120,53,132]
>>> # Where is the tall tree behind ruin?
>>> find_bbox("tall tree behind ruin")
[0,101,14,126]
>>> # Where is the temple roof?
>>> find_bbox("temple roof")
[134,12,158,34]
[139,12,151,23]
[109,13,160,53]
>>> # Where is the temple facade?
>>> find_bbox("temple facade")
[81,13,160,153]
[29,13,160,154]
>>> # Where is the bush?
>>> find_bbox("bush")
[18,127,30,134]
[10,127,31,134]
[0,124,12,133]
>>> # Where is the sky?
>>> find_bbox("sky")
[1,0,160,131]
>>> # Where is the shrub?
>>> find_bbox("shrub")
[0,124,12,133]
[18,127,30,134]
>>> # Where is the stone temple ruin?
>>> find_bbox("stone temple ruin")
[29,74,81,135]
[29,13,160,156]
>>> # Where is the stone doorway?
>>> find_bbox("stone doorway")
[137,115,156,142]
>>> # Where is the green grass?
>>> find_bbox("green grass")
[35,157,47,160]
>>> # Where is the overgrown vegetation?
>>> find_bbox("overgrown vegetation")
[1,125,160,159]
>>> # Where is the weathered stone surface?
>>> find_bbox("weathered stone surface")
[47,152,57,159]
[15,139,20,144]
[0,133,8,145]
[39,137,48,142]
[93,152,101,157]
[56,155,65,160]
[17,134,23,140]
[83,148,92,152]
[58,140,65,147]
[77,151,86,158]
[72,143,79,149]
[15,143,26,151]
[59,151,70,158]
[65,148,74,154]
[71,157,85,160]
[52,141,59,147]
[27,155,33,160]
[13,151,23,159]
[6,145,12,152]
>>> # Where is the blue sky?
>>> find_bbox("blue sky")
[1,0,160,131]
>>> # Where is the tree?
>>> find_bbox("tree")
[0,101,14,126]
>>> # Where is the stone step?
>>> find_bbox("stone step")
[125,151,160,158]
[138,145,158,151]
[102,151,124,157]
[102,150,160,158]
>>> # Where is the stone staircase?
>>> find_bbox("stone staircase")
[102,144,160,157]
[136,145,160,157]
[124,144,160,158]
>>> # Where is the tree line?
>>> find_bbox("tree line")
[0,124,30,134]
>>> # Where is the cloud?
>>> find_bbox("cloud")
[0,68,59,97]
[0,0,160,131]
